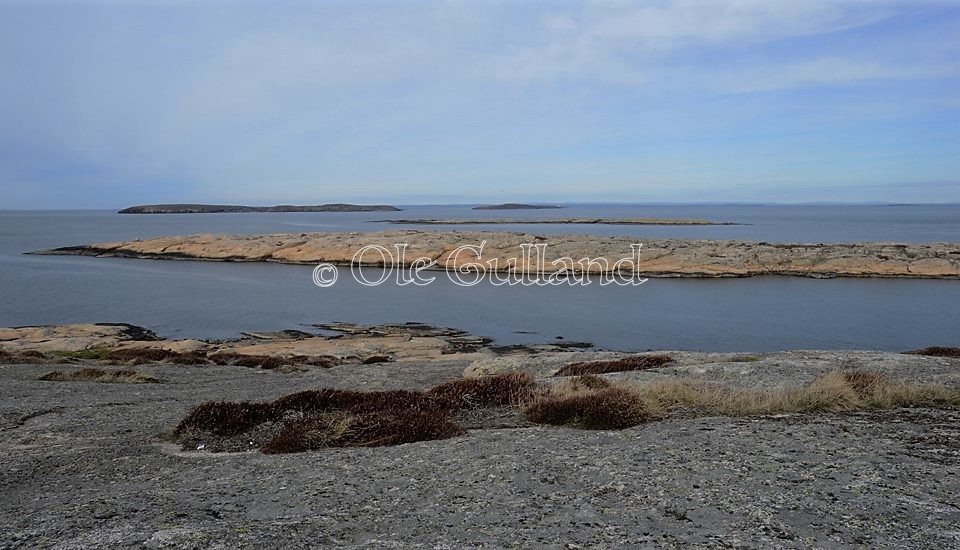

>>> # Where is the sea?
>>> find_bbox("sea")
[1,204,958,352]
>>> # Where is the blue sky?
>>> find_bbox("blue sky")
[1,0,958,208]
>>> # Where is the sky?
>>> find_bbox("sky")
[1,0,958,209]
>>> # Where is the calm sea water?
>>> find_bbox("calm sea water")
[0,205,958,351]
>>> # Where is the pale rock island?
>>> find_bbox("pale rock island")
[33,230,960,279]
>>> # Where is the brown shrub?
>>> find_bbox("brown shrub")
[259,413,351,453]
[105,348,178,363]
[0,349,49,364]
[76,367,113,379]
[905,347,960,358]
[208,353,289,370]
[207,352,239,365]
[234,355,287,370]
[175,401,277,436]
[167,352,210,365]
[39,367,159,384]
[273,388,456,415]
[53,347,113,361]
[175,387,459,446]
[102,347,210,365]
[335,410,466,447]
[427,372,535,408]
[261,409,465,453]
[555,354,673,376]
[525,387,658,429]
[288,355,340,368]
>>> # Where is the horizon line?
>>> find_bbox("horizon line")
[3,201,960,212]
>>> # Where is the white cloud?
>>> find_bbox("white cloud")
[720,56,960,93]
[488,0,950,87]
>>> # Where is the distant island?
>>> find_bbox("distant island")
[472,203,564,210]
[117,203,402,214]
[379,218,741,226]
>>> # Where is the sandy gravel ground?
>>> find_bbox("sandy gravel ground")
[1,351,959,549]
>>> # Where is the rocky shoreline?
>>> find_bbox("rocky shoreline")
[33,230,960,279]
[0,322,584,367]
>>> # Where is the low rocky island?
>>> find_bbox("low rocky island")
[379,217,741,226]
[118,203,401,214]
[33,230,960,279]
[472,203,564,210]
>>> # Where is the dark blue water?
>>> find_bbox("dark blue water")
[1,205,958,351]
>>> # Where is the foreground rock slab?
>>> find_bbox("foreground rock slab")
[34,230,960,278]
[2,350,959,547]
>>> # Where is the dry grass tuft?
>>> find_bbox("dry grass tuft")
[835,370,888,395]
[554,354,673,376]
[525,385,660,429]
[427,372,535,408]
[524,369,960,430]
[260,410,465,453]
[905,346,960,358]
[39,367,159,384]
[627,369,960,417]
[565,373,612,391]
